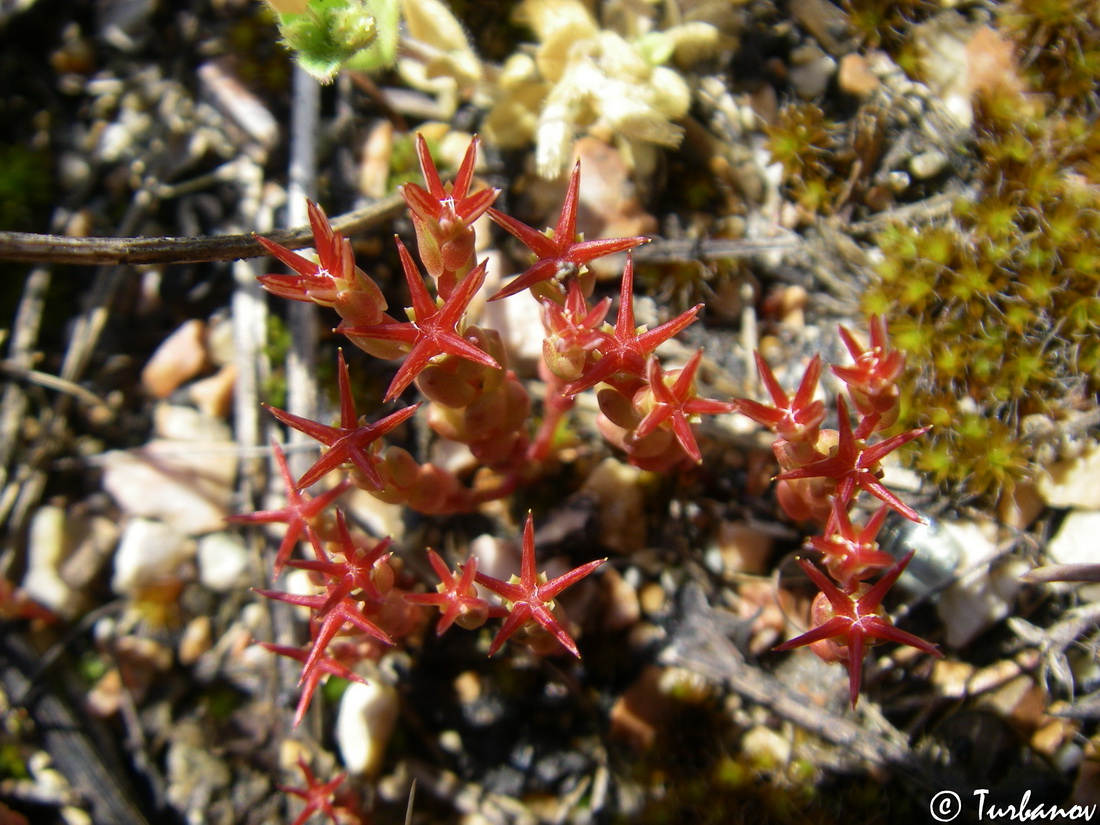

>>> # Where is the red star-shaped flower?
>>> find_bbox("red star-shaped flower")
[809,499,897,587]
[775,551,943,707]
[260,642,368,730]
[278,755,351,825]
[474,512,606,658]
[226,441,350,574]
[400,134,499,300]
[776,396,929,521]
[337,239,499,402]
[401,136,499,256]
[635,351,737,462]
[255,200,388,328]
[564,254,701,395]
[734,352,826,445]
[287,511,395,609]
[405,550,505,635]
[540,280,611,380]
[488,161,649,301]
[832,315,905,421]
[265,350,420,490]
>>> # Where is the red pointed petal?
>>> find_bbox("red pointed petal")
[487,208,559,258]
[555,161,582,242]
[452,135,480,197]
[540,557,606,599]
[416,133,446,197]
[395,237,438,321]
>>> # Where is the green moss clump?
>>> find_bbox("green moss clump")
[863,84,1100,503]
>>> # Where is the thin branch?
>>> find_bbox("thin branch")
[0,193,405,266]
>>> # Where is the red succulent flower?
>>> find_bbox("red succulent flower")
[255,200,388,328]
[278,755,354,825]
[338,239,499,402]
[405,550,504,634]
[265,350,420,490]
[809,499,897,587]
[635,351,737,462]
[775,551,943,707]
[260,642,368,730]
[474,512,605,657]
[776,396,929,521]
[226,441,350,574]
[734,352,826,445]
[488,160,649,301]
[400,134,499,298]
[833,315,905,424]
[563,255,701,396]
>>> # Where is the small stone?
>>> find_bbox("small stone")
[197,532,251,592]
[102,439,237,534]
[142,319,208,399]
[998,481,1045,530]
[112,517,193,596]
[153,403,232,442]
[179,615,212,665]
[837,53,879,97]
[1046,511,1100,600]
[741,725,791,771]
[188,364,236,419]
[336,678,400,778]
[581,458,646,553]
[909,150,949,180]
[23,505,77,617]
[715,521,773,575]
[936,520,1027,647]
[788,44,836,100]
[1038,444,1100,509]
[602,566,641,632]
[609,666,670,750]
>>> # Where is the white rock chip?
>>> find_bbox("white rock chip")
[197,532,251,592]
[1047,510,1100,588]
[23,505,77,616]
[1038,444,1100,510]
[101,439,237,534]
[112,517,194,596]
[936,520,1028,648]
[336,678,400,778]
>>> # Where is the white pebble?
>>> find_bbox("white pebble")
[336,678,400,778]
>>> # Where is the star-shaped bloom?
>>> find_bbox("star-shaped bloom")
[776,396,930,521]
[254,575,393,697]
[734,352,826,445]
[564,254,701,395]
[488,160,649,301]
[337,239,499,402]
[226,441,350,574]
[401,134,499,298]
[775,551,943,707]
[809,499,897,587]
[832,315,905,420]
[474,512,606,658]
[255,200,388,328]
[265,350,419,490]
[287,511,395,609]
[401,135,499,249]
[278,755,351,825]
[405,550,504,635]
[540,280,611,381]
[261,642,369,730]
[635,351,737,462]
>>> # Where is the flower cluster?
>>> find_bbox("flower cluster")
[241,134,940,779]
[734,317,941,706]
